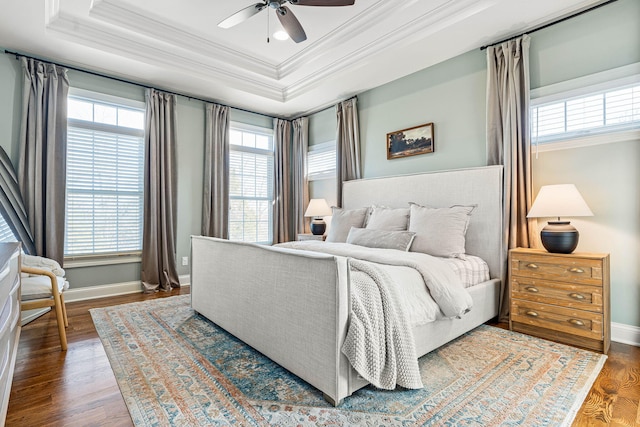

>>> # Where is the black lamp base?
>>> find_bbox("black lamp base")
[310,218,326,235]
[540,221,579,254]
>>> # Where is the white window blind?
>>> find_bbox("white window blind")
[531,82,640,144]
[65,93,145,257]
[228,125,274,245]
[307,140,336,181]
[0,214,16,243]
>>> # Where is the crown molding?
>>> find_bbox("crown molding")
[46,10,286,102]
[89,0,279,80]
[276,0,400,78]
[284,0,495,100]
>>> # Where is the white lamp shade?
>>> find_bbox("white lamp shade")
[527,184,594,218]
[304,198,332,217]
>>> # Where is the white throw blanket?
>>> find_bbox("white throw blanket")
[21,253,66,277]
[343,259,423,390]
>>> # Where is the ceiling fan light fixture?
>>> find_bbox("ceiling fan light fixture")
[273,30,290,40]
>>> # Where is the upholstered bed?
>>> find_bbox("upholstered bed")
[190,165,504,405]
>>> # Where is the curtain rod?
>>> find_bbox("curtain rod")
[302,95,358,117]
[480,0,618,50]
[3,49,284,120]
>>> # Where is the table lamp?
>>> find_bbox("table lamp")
[304,199,332,235]
[526,184,593,253]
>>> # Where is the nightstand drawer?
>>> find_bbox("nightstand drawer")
[511,299,603,341]
[511,253,603,285]
[511,277,603,313]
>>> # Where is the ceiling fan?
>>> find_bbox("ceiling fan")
[218,0,356,43]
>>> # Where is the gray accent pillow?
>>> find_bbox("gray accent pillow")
[408,204,475,259]
[365,206,410,231]
[347,227,416,251]
[326,207,370,243]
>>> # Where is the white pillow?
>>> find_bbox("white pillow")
[325,207,369,243]
[408,203,475,259]
[365,206,410,231]
[346,227,416,251]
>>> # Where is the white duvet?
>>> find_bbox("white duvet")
[277,241,473,324]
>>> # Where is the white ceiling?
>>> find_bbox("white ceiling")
[0,0,603,118]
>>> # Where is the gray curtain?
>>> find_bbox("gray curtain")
[202,103,229,238]
[18,57,69,264]
[0,146,36,254]
[273,118,293,243]
[141,89,179,292]
[336,97,361,206]
[486,35,537,321]
[292,117,309,234]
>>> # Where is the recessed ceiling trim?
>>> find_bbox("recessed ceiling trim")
[89,0,279,80]
[276,0,401,78]
[47,11,286,102]
[283,0,496,100]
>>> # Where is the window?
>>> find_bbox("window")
[307,140,336,181]
[228,123,274,244]
[65,90,145,257]
[531,76,640,147]
[0,214,16,243]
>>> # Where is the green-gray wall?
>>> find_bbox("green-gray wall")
[309,0,640,327]
[0,55,271,288]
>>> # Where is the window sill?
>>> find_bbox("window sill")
[532,128,640,153]
[64,254,142,269]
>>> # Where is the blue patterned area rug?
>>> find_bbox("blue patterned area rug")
[90,295,606,426]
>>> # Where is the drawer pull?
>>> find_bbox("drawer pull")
[525,286,539,293]
[525,311,539,317]
[568,319,585,326]
[526,263,538,269]
[569,267,585,274]
[569,293,585,300]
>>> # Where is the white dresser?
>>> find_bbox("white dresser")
[0,243,20,425]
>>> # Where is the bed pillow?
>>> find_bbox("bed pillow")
[365,206,410,231]
[325,207,370,243]
[346,227,416,251]
[408,203,475,259]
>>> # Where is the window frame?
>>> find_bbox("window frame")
[228,121,275,245]
[64,88,146,267]
[530,63,640,152]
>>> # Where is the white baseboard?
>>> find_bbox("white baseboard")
[21,308,51,326]
[64,274,191,303]
[53,278,640,349]
[612,322,640,347]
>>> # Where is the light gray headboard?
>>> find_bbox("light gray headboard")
[342,165,504,280]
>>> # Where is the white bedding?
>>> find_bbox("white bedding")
[276,241,475,326]
[441,255,490,288]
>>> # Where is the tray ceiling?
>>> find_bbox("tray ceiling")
[0,0,603,118]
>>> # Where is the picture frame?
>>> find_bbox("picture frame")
[386,122,434,159]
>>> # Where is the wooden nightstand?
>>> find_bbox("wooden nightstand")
[297,233,325,241]
[509,248,610,354]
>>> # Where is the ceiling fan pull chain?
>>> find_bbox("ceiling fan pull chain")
[267,8,270,43]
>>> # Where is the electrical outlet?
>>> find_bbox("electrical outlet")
[182,256,189,266]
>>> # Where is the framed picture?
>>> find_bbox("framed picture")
[386,122,434,159]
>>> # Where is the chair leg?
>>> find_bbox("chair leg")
[60,293,69,327]
[53,294,68,351]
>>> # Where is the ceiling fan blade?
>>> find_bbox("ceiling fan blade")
[291,0,355,6]
[218,3,265,29]
[277,6,307,43]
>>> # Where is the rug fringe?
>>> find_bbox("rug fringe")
[560,353,608,427]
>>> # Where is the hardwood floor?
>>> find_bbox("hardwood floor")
[7,289,640,426]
